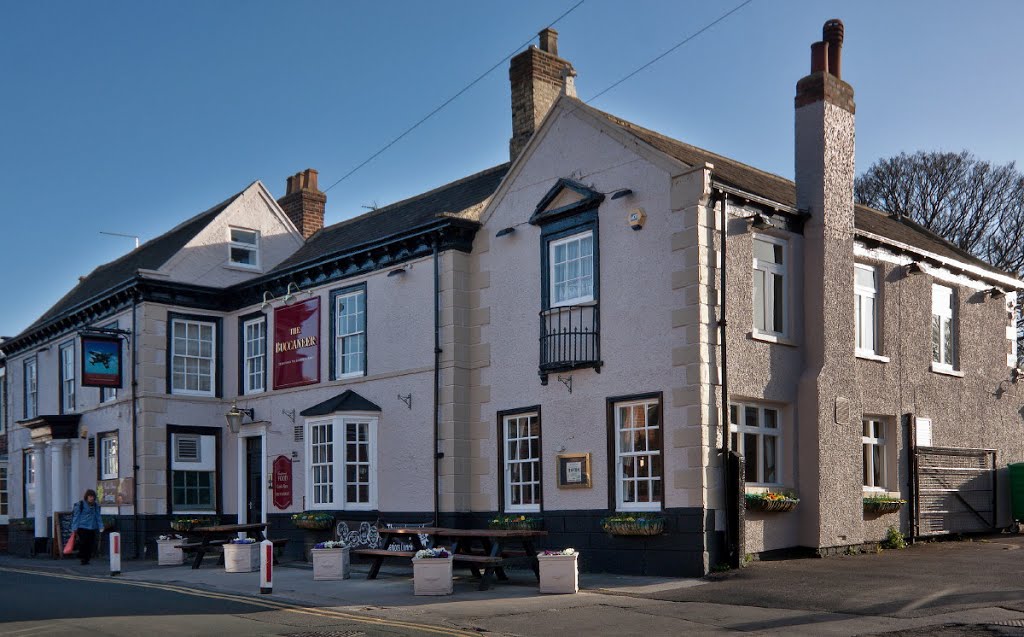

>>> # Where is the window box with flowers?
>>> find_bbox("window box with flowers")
[600,514,665,536]
[291,511,336,531]
[412,547,454,596]
[863,495,906,515]
[170,516,219,533]
[223,538,260,573]
[537,548,579,594]
[156,534,184,565]
[745,491,799,513]
[311,541,350,580]
[489,514,543,531]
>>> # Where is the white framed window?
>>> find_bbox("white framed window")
[613,398,662,511]
[549,231,594,307]
[730,402,782,486]
[171,318,216,396]
[862,419,887,490]
[502,412,541,512]
[59,341,76,413]
[228,227,260,268]
[932,284,957,369]
[100,432,119,480]
[306,416,378,510]
[0,367,6,435]
[23,357,37,419]
[752,235,787,337]
[0,463,8,522]
[170,432,217,513]
[855,264,879,355]
[243,317,266,394]
[334,288,366,378]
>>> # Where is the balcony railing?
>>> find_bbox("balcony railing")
[539,304,601,382]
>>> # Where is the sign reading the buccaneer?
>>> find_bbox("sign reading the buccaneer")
[273,297,321,389]
[272,455,293,509]
[80,335,123,388]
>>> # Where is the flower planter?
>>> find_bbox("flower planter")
[600,518,665,536]
[864,500,905,515]
[412,557,454,596]
[302,529,335,562]
[170,518,217,533]
[223,542,260,573]
[157,539,185,566]
[312,547,350,580]
[293,519,335,531]
[488,517,543,531]
[538,553,579,594]
[745,496,799,513]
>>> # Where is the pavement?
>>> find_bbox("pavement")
[1,534,1024,635]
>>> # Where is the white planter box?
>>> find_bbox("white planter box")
[412,557,454,596]
[538,553,579,594]
[223,542,260,573]
[156,539,184,566]
[312,548,350,580]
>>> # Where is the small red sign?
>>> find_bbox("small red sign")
[273,298,321,390]
[272,455,293,509]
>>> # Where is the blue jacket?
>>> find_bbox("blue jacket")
[72,500,104,531]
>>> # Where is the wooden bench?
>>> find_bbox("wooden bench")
[452,553,515,590]
[352,548,416,578]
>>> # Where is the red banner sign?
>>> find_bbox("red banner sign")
[273,298,320,390]
[272,455,293,509]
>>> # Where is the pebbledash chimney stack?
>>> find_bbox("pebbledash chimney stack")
[508,28,576,162]
[278,168,326,240]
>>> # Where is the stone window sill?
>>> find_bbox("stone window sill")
[930,363,965,378]
[748,331,799,348]
[856,351,891,363]
[744,485,791,495]
[863,488,901,499]
[224,263,263,274]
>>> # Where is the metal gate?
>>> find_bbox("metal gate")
[913,446,996,537]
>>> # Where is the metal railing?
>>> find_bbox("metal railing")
[539,304,600,372]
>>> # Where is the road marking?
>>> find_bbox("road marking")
[0,567,478,637]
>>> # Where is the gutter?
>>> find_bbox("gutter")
[432,240,441,527]
[130,296,141,558]
[715,189,739,568]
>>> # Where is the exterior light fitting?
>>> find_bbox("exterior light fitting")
[904,263,923,276]
[610,189,633,200]
[225,403,254,434]
[387,268,406,277]
[749,213,772,230]
[987,287,1006,299]
[495,227,516,238]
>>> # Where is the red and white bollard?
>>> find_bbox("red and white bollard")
[109,532,121,577]
[260,538,272,594]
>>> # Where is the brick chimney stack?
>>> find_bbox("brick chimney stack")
[278,168,326,240]
[794,20,861,550]
[508,28,575,162]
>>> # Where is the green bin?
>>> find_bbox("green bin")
[1010,462,1024,521]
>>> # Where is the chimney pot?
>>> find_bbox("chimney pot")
[810,41,829,75]
[538,28,558,56]
[822,19,844,79]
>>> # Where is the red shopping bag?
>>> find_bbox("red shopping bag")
[63,531,77,555]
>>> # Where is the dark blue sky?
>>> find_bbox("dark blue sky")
[2,1,1022,337]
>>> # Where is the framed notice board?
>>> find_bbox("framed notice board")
[53,511,73,559]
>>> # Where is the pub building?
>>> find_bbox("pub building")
[3,26,1024,575]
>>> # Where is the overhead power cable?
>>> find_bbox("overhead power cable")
[322,0,585,194]
[584,0,755,105]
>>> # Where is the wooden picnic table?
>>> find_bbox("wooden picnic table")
[356,526,548,590]
[181,523,268,569]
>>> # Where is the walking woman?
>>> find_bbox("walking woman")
[71,489,104,565]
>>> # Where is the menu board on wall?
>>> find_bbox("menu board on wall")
[273,298,321,390]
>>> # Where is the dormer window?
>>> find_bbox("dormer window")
[228,227,260,268]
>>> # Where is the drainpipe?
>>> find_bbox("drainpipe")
[130,294,141,558]
[432,240,441,527]
[716,190,737,568]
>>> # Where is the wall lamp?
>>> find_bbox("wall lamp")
[282,282,311,305]
[749,213,772,230]
[610,188,633,200]
[225,403,255,434]
[387,268,406,277]
[986,287,1006,299]
[904,263,923,276]
[495,227,516,238]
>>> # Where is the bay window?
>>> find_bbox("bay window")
[306,415,378,510]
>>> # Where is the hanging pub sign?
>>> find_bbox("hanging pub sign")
[272,455,293,509]
[80,335,123,388]
[273,297,321,390]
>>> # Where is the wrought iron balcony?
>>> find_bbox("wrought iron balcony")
[539,304,601,383]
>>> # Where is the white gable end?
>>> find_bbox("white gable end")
[157,182,304,287]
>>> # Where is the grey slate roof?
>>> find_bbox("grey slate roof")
[300,389,381,416]
[15,189,245,338]
[272,164,509,273]
[586,102,1009,277]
